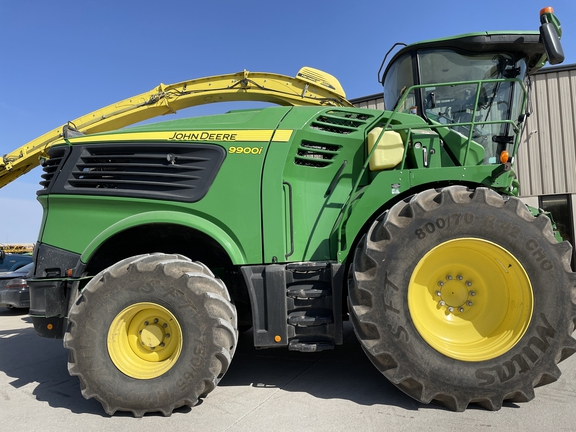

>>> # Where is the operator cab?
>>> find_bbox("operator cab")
[380,18,563,165]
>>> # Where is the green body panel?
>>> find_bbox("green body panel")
[41,108,295,265]
[39,103,513,267]
[264,107,378,262]
[42,197,247,264]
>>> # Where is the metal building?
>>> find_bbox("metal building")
[518,63,576,252]
[351,63,576,255]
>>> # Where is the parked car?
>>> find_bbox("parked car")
[0,251,33,274]
[0,262,33,309]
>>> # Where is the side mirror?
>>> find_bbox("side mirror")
[0,250,5,260]
[427,92,436,109]
[540,7,565,65]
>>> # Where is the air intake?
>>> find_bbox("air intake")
[295,141,340,168]
[58,143,226,202]
[310,110,373,135]
[38,146,69,195]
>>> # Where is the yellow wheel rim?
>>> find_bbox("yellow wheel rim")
[107,302,183,379]
[408,238,533,362]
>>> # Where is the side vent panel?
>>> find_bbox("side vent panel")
[37,146,69,196]
[310,110,373,135]
[51,143,226,203]
[294,109,373,168]
[295,142,340,168]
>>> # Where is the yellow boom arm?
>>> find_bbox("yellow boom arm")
[0,67,352,189]
[0,243,34,254]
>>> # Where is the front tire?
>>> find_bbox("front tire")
[349,186,576,411]
[64,253,238,417]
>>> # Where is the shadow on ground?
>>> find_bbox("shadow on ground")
[0,308,104,415]
[219,322,420,410]
[0,308,421,417]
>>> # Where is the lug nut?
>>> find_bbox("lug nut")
[165,333,170,338]
[448,307,454,312]
[459,307,465,312]
[163,323,168,328]
[439,301,446,306]
[438,281,444,287]
[154,318,159,324]
[469,291,476,296]
[467,301,473,306]
[144,321,149,326]
[457,275,463,280]
[466,281,472,287]
[446,275,453,280]
[435,291,442,297]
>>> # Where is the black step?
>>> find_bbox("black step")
[286,262,329,272]
[288,340,335,352]
[288,311,333,326]
[286,287,331,299]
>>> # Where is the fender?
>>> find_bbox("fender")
[336,176,491,262]
[81,210,247,265]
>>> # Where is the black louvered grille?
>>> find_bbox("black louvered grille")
[69,151,205,190]
[51,143,225,202]
[310,110,373,134]
[37,146,68,195]
[295,141,340,168]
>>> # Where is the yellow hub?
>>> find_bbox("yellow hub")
[408,238,533,361]
[107,302,183,379]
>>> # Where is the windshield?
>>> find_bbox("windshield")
[0,256,33,272]
[383,53,416,113]
[418,49,528,163]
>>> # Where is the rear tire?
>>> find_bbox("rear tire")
[64,253,238,417]
[349,186,576,411]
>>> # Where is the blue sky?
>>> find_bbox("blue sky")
[1,0,575,244]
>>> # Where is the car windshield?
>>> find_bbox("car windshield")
[0,256,33,272]
[17,262,34,273]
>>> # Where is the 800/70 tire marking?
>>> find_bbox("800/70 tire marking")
[415,213,474,239]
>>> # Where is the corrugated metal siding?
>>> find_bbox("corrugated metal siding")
[352,94,384,111]
[518,67,576,196]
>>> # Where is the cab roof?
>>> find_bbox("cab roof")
[392,31,547,74]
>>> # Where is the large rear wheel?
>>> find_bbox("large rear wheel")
[349,186,576,411]
[64,253,238,417]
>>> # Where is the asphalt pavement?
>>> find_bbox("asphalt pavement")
[1,307,575,432]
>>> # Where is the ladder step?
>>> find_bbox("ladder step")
[286,262,329,272]
[288,311,333,326]
[289,340,335,352]
[287,287,330,299]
